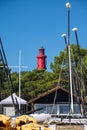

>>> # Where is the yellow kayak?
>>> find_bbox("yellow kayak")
[21,122,51,130]
[15,114,37,127]
[0,114,11,130]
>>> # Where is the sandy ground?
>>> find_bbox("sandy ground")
[56,125,84,130]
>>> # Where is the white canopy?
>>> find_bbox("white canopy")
[0,93,27,105]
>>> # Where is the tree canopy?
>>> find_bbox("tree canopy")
[0,44,87,102]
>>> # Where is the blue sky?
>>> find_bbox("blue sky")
[0,0,87,72]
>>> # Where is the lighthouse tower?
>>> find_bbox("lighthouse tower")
[37,47,47,70]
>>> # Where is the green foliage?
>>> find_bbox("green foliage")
[10,69,56,100]
[0,44,87,102]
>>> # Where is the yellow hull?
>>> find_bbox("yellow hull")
[0,114,51,130]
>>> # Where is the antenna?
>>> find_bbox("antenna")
[9,50,28,111]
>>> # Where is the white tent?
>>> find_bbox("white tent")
[0,93,27,105]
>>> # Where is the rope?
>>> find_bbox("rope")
[51,52,66,114]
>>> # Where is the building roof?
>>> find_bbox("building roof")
[0,93,27,105]
[28,86,79,104]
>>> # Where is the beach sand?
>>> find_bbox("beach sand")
[56,125,84,130]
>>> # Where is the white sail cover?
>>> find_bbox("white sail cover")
[0,93,27,104]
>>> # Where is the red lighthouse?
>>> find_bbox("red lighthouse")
[37,47,47,70]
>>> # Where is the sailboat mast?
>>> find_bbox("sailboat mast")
[72,27,85,114]
[66,2,74,113]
